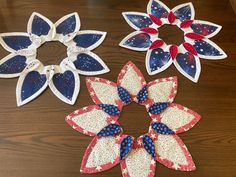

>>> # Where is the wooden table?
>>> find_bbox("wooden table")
[0,0,235,177]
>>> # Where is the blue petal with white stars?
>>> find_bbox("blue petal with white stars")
[118,86,132,105]
[151,122,175,135]
[73,53,104,72]
[122,32,152,49]
[31,14,51,36]
[191,23,218,37]
[137,86,148,104]
[193,39,224,57]
[149,0,169,19]
[124,13,153,29]
[99,104,120,116]
[120,136,134,160]
[142,135,156,158]
[148,48,171,73]
[1,34,32,51]
[73,33,103,48]
[176,52,196,78]
[0,55,27,75]
[56,15,76,35]
[174,4,193,21]
[148,102,169,114]
[21,71,47,101]
[52,70,75,101]
[97,124,121,137]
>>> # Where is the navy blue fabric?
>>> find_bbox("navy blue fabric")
[174,5,192,21]
[191,23,218,37]
[31,15,51,36]
[0,55,27,74]
[117,86,132,105]
[56,15,76,35]
[148,102,169,114]
[150,0,169,18]
[52,70,75,101]
[151,122,175,135]
[137,86,148,104]
[124,33,152,48]
[21,71,47,101]
[97,124,121,137]
[98,104,120,116]
[142,135,156,158]
[120,136,134,160]
[3,35,32,50]
[149,48,171,72]
[176,52,196,78]
[73,53,104,72]
[126,14,152,29]
[194,40,222,56]
[73,34,102,48]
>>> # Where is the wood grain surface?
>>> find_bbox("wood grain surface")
[0,0,235,177]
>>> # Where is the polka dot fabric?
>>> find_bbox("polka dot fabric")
[120,0,227,83]
[66,61,201,177]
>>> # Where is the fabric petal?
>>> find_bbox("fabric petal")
[16,60,48,106]
[69,51,109,75]
[145,46,172,75]
[66,105,115,136]
[148,102,169,115]
[48,60,80,105]
[154,134,196,171]
[189,20,222,38]
[147,0,170,19]
[118,86,132,105]
[137,85,148,104]
[151,122,175,135]
[160,103,201,133]
[98,104,121,117]
[27,12,54,43]
[66,30,106,50]
[185,38,227,60]
[86,77,122,106]
[122,12,153,30]
[97,124,121,137]
[119,31,153,51]
[117,61,146,97]
[142,135,156,158]
[0,32,34,53]
[120,148,156,177]
[120,135,134,160]
[172,3,195,22]
[147,76,177,103]
[54,12,80,43]
[0,54,34,78]
[173,45,201,83]
[80,136,120,173]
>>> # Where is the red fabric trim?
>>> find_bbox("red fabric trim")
[168,11,176,24]
[180,20,193,28]
[169,45,178,60]
[149,39,165,49]
[149,14,162,26]
[185,32,204,40]
[183,42,198,56]
[140,27,158,34]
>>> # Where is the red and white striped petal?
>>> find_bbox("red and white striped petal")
[66,105,117,136]
[117,61,146,98]
[86,77,122,108]
[160,103,201,133]
[147,76,177,104]
[154,134,196,171]
[80,136,120,173]
[120,147,156,177]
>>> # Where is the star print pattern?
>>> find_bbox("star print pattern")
[126,14,153,29]
[66,62,201,176]
[0,12,109,106]
[120,0,227,83]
